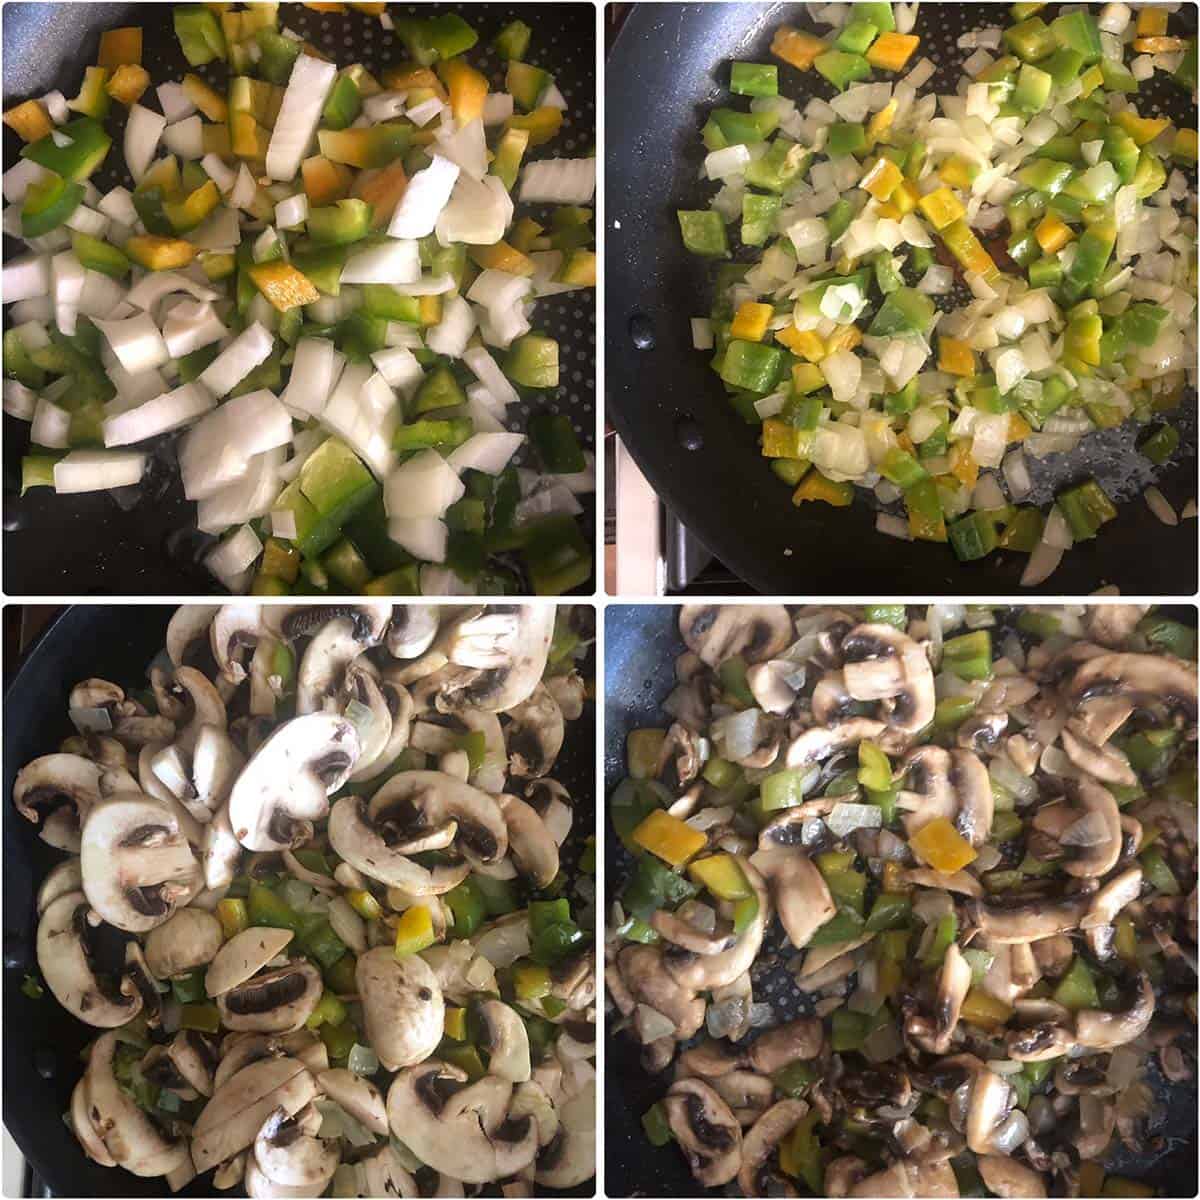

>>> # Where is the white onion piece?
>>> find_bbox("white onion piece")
[282,337,344,417]
[94,312,170,374]
[3,379,36,420]
[384,450,465,519]
[103,382,215,447]
[179,389,293,499]
[204,524,262,590]
[387,516,448,562]
[424,293,476,358]
[435,117,488,180]
[201,152,237,194]
[51,250,85,335]
[466,268,533,314]
[266,55,337,181]
[464,344,521,408]
[406,97,444,127]
[157,81,196,122]
[163,115,203,159]
[274,192,308,230]
[124,105,166,183]
[126,271,219,310]
[420,565,476,595]
[370,346,424,398]
[2,253,49,303]
[481,92,513,125]
[341,239,421,285]
[54,449,145,493]
[388,154,460,239]
[436,173,512,246]
[196,446,284,534]
[447,432,524,475]
[31,396,71,447]
[198,321,274,397]
[161,301,227,358]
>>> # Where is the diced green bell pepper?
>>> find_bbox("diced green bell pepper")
[174,5,227,66]
[21,174,84,237]
[721,339,784,393]
[22,117,111,182]
[307,199,373,246]
[742,192,781,246]
[678,208,730,257]
[1056,477,1116,541]
[814,50,871,91]
[731,62,779,97]
[493,20,532,62]
[529,412,586,473]
[504,333,559,389]
[942,630,993,680]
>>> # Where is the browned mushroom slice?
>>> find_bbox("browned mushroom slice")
[662,1077,742,1187]
[678,605,793,669]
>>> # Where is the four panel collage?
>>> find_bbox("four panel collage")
[0,2,1196,1199]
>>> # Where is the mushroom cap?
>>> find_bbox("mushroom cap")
[749,847,835,952]
[385,1061,538,1184]
[786,718,889,768]
[192,1055,317,1172]
[315,1068,389,1135]
[357,946,444,1070]
[191,726,246,817]
[228,714,360,851]
[370,770,508,866]
[475,999,532,1083]
[498,793,559,887]
[144,906,224,978]
[174,666,228,753]
[37,891,142,1027]
[268,601,392,646]
[841,623,935,736]
[617,944,705,1041]
[167,604,219,667]
[70,1078,116,1167]
[1062,777,1122,878]
[296,617,373,715]
[679,605,793,669]
[977,1154,1047,1198]
[966,1068,1013,1154]
[345,667,395,781]
[206,927,296,997]
[13,752,104,843]
[211,603,271,682]
[80,794,202,933]
[1067,650,1197,720]
[36,857,84,915]
[217,960,323,1033]
[738,1098,808,1197]
[534,1079,596,1189]
[356,1142,419,1198]
[386,604,441,659]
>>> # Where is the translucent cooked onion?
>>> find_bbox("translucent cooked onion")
[637,1004,678,1043]
[862,1020,904,1064]
[1061,811,1111,847]
[347,1043,379,1077]
[706,996,746,1039]
[713,708,765,761]
[827,802,883,837]
[989,756,1038,804]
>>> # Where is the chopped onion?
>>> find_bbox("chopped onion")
[103,382,215,447]
[424,293,476,358]
[31,397,71,447]
[281,337,344,417]
[388,154,460,238]
[204,523,262,591]
[384,450,465,520]
[266,55,337,181]
[827,802,884,837]
[198,321,275,397]
[94,312,170,375]
[341,239,421,285]
[346,1043,380,1077]
[435,173,513,246]
[520,156,597,203]
[1061,811,1111,847]
[1144,485,1177,526]
[196,446,284,534]
[463,344,521,409]
[163,114,202,159]
[123,105,165,183]
[371,345,423,398]
[447,432,523,475]
[54,449,146,494]
[435,117,488,180]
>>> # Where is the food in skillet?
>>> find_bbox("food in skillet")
[607,603,1197,1196]
[14,602,596,1194]
[679,2,1196,585]
[2,5,596,595]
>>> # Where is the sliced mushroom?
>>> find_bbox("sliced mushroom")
[82,1031,190,1177]
[505,683,565,778]
[1062,777,1122,878]
[662,1078,742,1187]
[144,907,224,979]
[1061,721,1137,787]
[80,794,202,933]
[37,857,84,915]
[296,617,373,715]
[386,604,440,659]
[13,753,104,850]
[544,670,587,720]
[679,606,793,669]
[37,891,142,1027]
[344,666,394,781]
[217,960,323,1033]
[71,1077,116,1167]
[1082,865,1143,929]
[1086,605,1149,649]
[1067,651,1198,724]
[967,895,1089,943]
[840,623,935,736]
[616,945,705,1041]
[746,1019,824,1073]
[192,1056,318,1173]
[385,1062,538,1184]
[932,943,972,1055]
[534,1077,596,1189]
[315,1069,388,1135]
[254,1104,340,1187]
[966,1068,1013,1154]
[167,605,219,667]
[497,793,559,887]
[786,718,889,768]
[356,946,444,1070]
[207,927,295,997]
[749,844,835,952]
[202,802,243,892]
[1074,973,1155,1049]
[848,1158,959,1197]
[173,666,228,754]
[191,727,246,820]
[227,714,360,851]
[738,1098,808,1197]
[476,999,532,1082]
[356,1142,418,1198]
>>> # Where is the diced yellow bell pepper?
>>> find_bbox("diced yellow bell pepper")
[437,58,489,124]
[124,235,197,271]
[875,201,902,220]
[1132,36,1188,53]
[352,162,409,227]
[1173,128,1198,161]
[1115,110,1171,147]
[1114,915,1138,964]
[776,325,824,360]
[824,325,862,355]
[510,216,543,253]
[393,904,435,957]
[792,362,825,393]
[1080,64,1104,97]
[918,186,966,231]
[504,106,562,147]
[98,26,142,68]
[248,260,321,311]
[1008,413,1032,442]
[762,419,811,459]
[1136,7,1168,36]
[688,853,752,900]
[347,1,387,11]
[867,99,898,146]
[771,26,827,71]
[381,64,446,98]
[418,295,442,326]
[231,112,270,160]
[201,122,232,157]
[631,809,708,867]
[891,179,920,215]
[938,155,978,189]
[948,440,979,490]
[909,816,978,873]
[512,961,551,1001]
[730,301,773,342]
[305,2,346,11]
[1034,213,1073,254]
[106,64,151,106]
[346,888,383,920]
[216,897,249,940]
[867,32,920,72]
[302,154,354,204]
[938,335,975,377]
[444,1006,468,1041]
[941,219,1000,284]
[960,986,1013,1029]
[3,99,53,142]
[860,156,904,202]
[793,472,854,507]
[627,728,666,779]
[469,241,536,276]
[183,73,227,121]
[881,861,911,895]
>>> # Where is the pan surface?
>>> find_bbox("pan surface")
[606,4,1197,595]
[2,604,596,1197]
[603,603,1198,1198]
[2,2,596,595]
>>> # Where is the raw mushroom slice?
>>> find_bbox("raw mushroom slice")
[216,960,324,1033]
[505,683,565,778]
[387,604,441,659]
[678,605,793,669]
[356,946,444,1070]
[13,753,104,850]
[206,927,296,997]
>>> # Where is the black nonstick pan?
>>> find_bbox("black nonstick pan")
[2,603,597,1197]
[2,2,596,596]
[605,4,1198,596]
[603,603,1198,1198]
